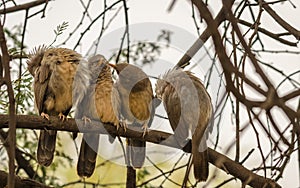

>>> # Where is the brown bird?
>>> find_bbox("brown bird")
[73,55,120,177]
[155,68,212,182]
[27,47,81,166]
[109,63,155,169]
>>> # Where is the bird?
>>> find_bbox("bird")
[109,63,156,169]
[27,46,82,166]
[155,68,212,182]
[73,54,120,177]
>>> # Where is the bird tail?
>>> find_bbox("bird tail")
[127,138,145,169]
[192,136,209,182]
[77,133,99,177]
[126,166,136,187]
[37,130,57,166]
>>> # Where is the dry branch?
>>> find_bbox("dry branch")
[175,0,235,68]
[0,130,39,180]
[237,19,298,47]
[0,170,52,188]
[259,0,300,40]
[0,19,16,188]
[0,114,281,188]
[0,0,48,14]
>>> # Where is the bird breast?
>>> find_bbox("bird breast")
[48,64,77,113]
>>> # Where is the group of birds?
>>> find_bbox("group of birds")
[27,47,212,182]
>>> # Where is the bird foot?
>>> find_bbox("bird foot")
[142,124,149,137]
[117,120,128,132]
[41,112,50,120]
[82,116,91,125]
[58,112,67,121]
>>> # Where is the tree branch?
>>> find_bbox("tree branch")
[175,0,235,68]
[259,0,300,40]
[0,0,49,14]
[0,130,39,180]
[208,148,280,188]
[0,170,52,188]
[0,18,16,188]
[0,114,281,188]
[238,19,298,47]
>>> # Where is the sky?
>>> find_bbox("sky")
[3,0,300,187]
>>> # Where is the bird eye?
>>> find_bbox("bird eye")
[56,60,61,65]
[48,53,53,56]
[69,60,79,63]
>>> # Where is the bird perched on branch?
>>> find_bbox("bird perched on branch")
[155,68,212,182]
[27,46,81,166]
[109,63,156,169]
[73,55,120,177]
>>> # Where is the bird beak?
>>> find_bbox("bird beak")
[108,63,116,69]
[108,63,118,73]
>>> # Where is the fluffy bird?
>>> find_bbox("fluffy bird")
[110,63,155,168]
[27,47,81,166]
[73,55,120,177]
[155,68,212,182]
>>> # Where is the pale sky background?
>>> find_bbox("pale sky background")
[4,0,300,187]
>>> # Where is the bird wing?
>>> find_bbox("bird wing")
[111,84,121,122]
[186,72,211,143]
[162,70,206,147]
[73,59,92,120]
[27,45,49,114]
[163,85,190,148]
[34,61,51,114]
[163,86,180,131]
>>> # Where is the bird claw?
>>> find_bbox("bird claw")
[41,112,50,120]
[142,124,149,137]
[82,116,91,125]
[117,120,128,132]
[58,112,67,121]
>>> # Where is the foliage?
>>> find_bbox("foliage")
[50,21,69,47]
[110,29,172,65]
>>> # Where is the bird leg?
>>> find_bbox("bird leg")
[41,112,50,120]
[58,112,67,121]
[141,123,149,137]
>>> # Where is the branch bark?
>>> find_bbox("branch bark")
[0,114,281,188]
[0,130,39,180]
[0,19,16,188]
[175,0,235,68]
[0,170,52,188]
[237,19,298,47]
[0,0,49,14]
[259,0,300,40]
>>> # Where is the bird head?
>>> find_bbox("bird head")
[109,63,147,79]
[88,54,110,79]
[109,63,150,91]
[41,48,81,74]
[108,63,128,74]
[155,78,168,100]
[155,68,184,100]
